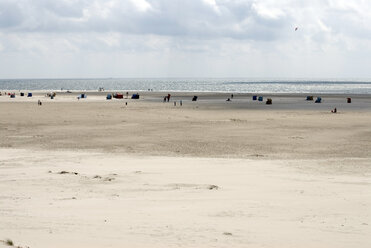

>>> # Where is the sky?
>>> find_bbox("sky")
[0,0,371,79]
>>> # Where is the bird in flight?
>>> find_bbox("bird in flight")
[295,27,298,31]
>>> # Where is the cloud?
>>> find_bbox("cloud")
[129,0,152,12]
[0,1,24,28]
[0,0,371,78]
[0,0,289,40]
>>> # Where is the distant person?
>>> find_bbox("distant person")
[331,107,337,113]
[180,100,182,106]
[231,94,234,99]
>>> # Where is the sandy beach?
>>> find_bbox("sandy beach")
[1,91,371,248]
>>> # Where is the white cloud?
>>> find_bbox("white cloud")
[129,0,152,12]
[0,0,371,78]
[252,2,285,20]
[202,0,221,14]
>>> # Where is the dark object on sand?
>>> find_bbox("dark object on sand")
[252,95,257,101]
[27,93,32,97]
[131,94,139,99]
[59,171,78,175]
[258,96,263,101]
[113,93,123,99]
[208,185,219,190]
[347,97,351,103]
[226,98,231,101]
[192,96,198,101]
[20,92,24,96]
[80,93,86,99]
[10,94,15,98]
[315,97,322,103]
[106,94,112,100]
[306,96,313,100]
[5,239,14,246]
[331,107,337,113]
[266,98,272,105]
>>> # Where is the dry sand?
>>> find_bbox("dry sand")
[1,91,371,247]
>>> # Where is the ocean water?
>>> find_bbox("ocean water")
[1,78,371,94]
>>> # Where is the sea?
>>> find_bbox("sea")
[1,78,371,94]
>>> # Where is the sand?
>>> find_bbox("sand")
[1,91,371,247]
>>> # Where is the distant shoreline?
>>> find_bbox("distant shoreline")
[1,89,371,97]
[2,78,371,94]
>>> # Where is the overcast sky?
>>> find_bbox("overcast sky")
[0,0,370,79]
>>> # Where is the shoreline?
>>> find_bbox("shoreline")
[2,89,371,97]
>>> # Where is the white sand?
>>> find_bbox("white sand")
[1,92,371,247]
[1,149,370,248]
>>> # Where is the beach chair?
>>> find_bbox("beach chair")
[252,95,257,100]
[114,93,123,99]
[266,98,272,105]
[258,96,263,101]
[315,97,322,103]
